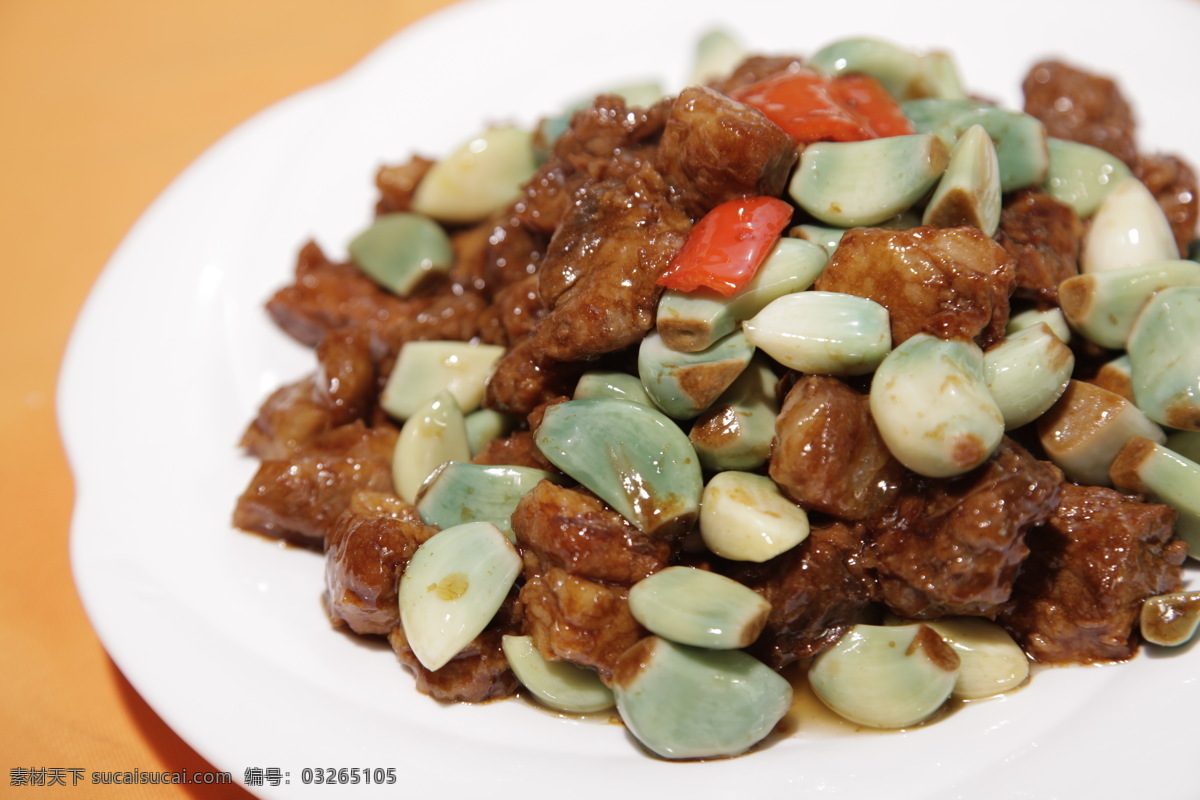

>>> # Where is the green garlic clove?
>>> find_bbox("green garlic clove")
[412,126,537,225]
[612,636,792,760]
[923,124,1001,236]
[688,359,779,471]
[1044,138,1133,219]
[690,29,745,87]
[415,462,557,536]
[500,635,615,713]
[1082,176,1179,274]
[904,100,1048,192]
[1059,260,1200,350]
[638,329,755,420]
[809,623,960,729]
[1127,286,1200,430]
[463,408,516,456]
[870,333,1004,477]
[1110,436,1200,557]
[1036,380,1165,486]
[808,37,962,100]
[398,521,521,672]
[984,323,1074,429]
[655,237,828,353]
[1092,354,1135,401]
[380,340,506,421]
[534,398,703,538]
[573,369,656,406]
[1140,592,1200,647]
[628,566,771,650]
[788,134,949,227]
[789,223,846,257]
[347,213,453,297]
[742,291,891,376]
[698,470,809,563]
[912,618,1030,700]
[1005,307,1071,343]
[393,390,471,504]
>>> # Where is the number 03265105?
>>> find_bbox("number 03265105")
[299,767,397,785]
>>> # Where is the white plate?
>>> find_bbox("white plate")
[62,0,1200,797]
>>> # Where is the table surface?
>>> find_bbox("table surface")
[0,1,452,796]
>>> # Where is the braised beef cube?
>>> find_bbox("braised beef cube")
[999,483,1185,664]
[387,597,522,703]
[1022,60,1138,167]
[996,189,1083,307]
[232,422,397,548]
[871,439,1063,619]
[484,336,582,416]
[266,241,420,349]
[517,94,671,235]
[324,491,436,636]
[470,430,554,471]
[813,225,1016,348]
[1136,153,1200,257]
[484,274,544,343]
[531,166,691,362]
[769,375,905,521]
[512,481,670,584]
[732,520,876,667]
[655,85,797,220]
[519,567,644,683]
[374,155,434,214]
[376,284,491,359]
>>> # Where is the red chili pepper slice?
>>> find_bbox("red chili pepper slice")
[730,67,914,143]
[657,197,794,296]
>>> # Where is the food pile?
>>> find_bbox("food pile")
[233,34,1200,759]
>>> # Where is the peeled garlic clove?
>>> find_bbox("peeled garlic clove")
[411,126,537,224]
[1110,436,1200,556]
[922,124,1001,236]
[638,329,755,420]
[628,566,771,650]
[807,37,922,99]
[1140,592,1200,646]
[810,624,959,729]
[983,323,1074,429]
[1037,380,1165,486]
[1043,137,1133,219]
[698,470,809,562]
[870,333,1004,477]
[415,462,556,536]
[534,398,703,538]
[1091,354,1135,402]
[573,370,655,407]
[1059,260,1200,350]
[1082,176,1179,273]
[690,28,745,87]
[380,340,506,421]
[655,237,828,353]
[501,635,614,713]
[398,521,521,671]
[788,134,949,227]
[1005,307,1071,343]
[347,212,453,296]
[743,291,891,376]
[1127,285,1200,430]
[916,618,1030,700]
[934,106,1048,192]
[688,359,779,471]
[612,636,792,760]
[463,408,515,456]
[393,390,471,504]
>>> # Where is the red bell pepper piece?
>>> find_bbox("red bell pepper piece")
[730,67,914,143]
[657,197,794,296]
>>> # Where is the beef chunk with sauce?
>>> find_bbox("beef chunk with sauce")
[995,189,1084,307]
[813,225,1016,348]
[730,520,876,668]
[999,483,1185,664]
[232,421,397,548]
[324,491,436,636]
[1023,60,1138,167]
[769,375,905,521]
[870,439,1063,620]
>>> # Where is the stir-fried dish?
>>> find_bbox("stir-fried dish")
[233,34,1200,759]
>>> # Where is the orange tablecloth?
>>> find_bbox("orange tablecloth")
[0,2,453,796]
